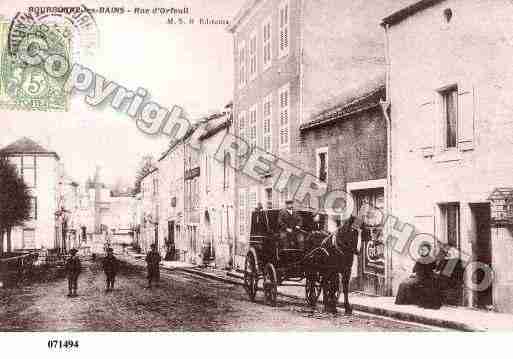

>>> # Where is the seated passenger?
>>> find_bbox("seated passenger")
[395,242,442,309]
[278,199,304,250]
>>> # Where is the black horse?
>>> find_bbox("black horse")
[305,215,360,314]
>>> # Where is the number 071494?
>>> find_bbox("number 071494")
[47,340,79,349]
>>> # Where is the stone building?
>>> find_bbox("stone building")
[383,0,513,312]
[298,86,388,295]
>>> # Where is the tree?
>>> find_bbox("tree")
[0,156,32,254]
[134,155,156,194]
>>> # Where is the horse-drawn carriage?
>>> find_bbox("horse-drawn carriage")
[243,208,359,313]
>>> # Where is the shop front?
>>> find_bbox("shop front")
[347,180,387,296]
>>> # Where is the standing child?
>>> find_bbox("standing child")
[103,247,119,292]
[65,248,81,297]
[145,244,161,288]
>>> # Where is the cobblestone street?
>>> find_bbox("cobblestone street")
[0,259,436,331]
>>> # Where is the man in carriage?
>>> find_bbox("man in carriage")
[277,199,305,250]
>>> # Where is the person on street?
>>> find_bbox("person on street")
[277,199,304,250]
[146,244,161,288]
[65,248,81,297]
[103,247,119,292]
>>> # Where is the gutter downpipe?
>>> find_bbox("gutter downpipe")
[380,22,393,296]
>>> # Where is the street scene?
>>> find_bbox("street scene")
[0,256,430,331]
[3,0,513,339]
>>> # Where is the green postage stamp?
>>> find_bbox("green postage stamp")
[0,15,71,111]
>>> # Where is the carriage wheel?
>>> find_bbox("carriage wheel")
[263,263,278,307]
[305,272,322,307]
[244,253,258,302]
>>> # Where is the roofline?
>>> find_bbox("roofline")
[158,123,199,162]
[381,0,445,27]
[139,167,158,181]
[300,86,385,132]
[0,151,60,160]
[227,0,260,33]
[300,103,381,132]
[199,118,232,142]
[158,142,180,162]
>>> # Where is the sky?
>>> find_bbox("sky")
[0,0,242,187]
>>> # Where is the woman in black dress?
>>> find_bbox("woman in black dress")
[395,242,442,309]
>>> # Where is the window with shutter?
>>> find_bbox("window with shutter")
[440,203,460,249]
[247,188,258,230]
[279,1,289,58]
[441,87,458,149]
[238,111,248,167]
[418,95,436,157]
[238,111,246,140]
[264,187,273,209]
[263,94,272,153]
[263,19,272,70]
[249,32,257,81]
[239,189,247,240]
[249,105,258,148]
[458,85,475,151]
[29,197,37,220]
[279,84,290,151]
[239,41,246,88]
[21,155,36,188]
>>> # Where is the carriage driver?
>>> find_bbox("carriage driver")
[278,199,304,250]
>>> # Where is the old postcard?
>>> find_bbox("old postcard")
[1,0,512,356]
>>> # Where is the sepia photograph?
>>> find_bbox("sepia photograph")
[1,0,512,356]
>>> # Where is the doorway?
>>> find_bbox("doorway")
[470,203,493,307]
[353,188,386,295]
[167,221,175,260]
